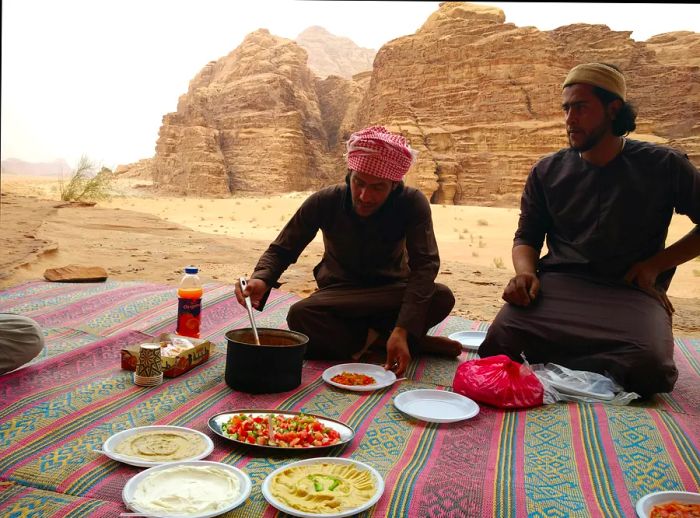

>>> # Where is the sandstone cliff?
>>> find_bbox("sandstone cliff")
[296,26,375,79]
[646,31,700,67]
[354,3,699,205]
[119,3,699,205]
[148,29,339,196]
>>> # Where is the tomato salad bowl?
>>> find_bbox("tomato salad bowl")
[208,410,355,450]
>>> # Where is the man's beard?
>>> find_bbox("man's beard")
[568,118,611,152]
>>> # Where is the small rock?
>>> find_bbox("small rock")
[53,201,97,208]
[44,265,108,283]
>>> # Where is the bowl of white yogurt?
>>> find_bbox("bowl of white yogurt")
[122,460,251,517]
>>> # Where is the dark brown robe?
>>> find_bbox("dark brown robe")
[251,178,454,358]
[480,140,700,395]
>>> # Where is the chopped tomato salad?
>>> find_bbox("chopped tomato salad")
[331,371,376,386]
[650,502,700,518]
[221,413,342,448]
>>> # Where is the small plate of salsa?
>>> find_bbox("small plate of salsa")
[636,490,700,517]
[322,363,397,392]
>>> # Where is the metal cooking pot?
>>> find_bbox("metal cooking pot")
[224,328,308,394]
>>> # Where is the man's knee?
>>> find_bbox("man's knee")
[619,343,677,395]
[478,305,520,359]
[431,283,456,319]
[0,314,45,374]
[286,298,317,332]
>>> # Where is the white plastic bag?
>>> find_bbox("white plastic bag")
[531,363,640,405]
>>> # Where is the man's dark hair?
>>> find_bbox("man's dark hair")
[591,63,637,136]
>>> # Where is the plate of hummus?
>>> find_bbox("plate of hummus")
[103,425,214,467]
[208,410,355,450]
[122,460,251,518]
[262,457,384,517]
[322,363,397,392]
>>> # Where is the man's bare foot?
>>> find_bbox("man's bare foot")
[418,335,462,357]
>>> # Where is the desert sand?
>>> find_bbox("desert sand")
[2,174,699,337]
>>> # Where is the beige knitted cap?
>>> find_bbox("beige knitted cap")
[562,63,626,100]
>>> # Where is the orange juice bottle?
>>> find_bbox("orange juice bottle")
[176,266,203,338]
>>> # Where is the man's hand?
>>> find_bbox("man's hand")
[503,272,540,306]
[624,261,675,315]
[384,327,411,376]
[234,278,269,310]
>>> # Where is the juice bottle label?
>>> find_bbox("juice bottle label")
[177,297,201,338]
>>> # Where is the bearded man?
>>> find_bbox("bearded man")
[236,126,460,376]
[478,63,700,396]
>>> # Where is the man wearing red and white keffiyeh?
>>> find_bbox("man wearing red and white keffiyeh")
[236,126,460,377]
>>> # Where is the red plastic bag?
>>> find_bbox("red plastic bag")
[452,354,544,409]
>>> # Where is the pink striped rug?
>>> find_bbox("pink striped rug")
[1,280,698,516]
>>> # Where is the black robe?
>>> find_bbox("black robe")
[480,140,700,396]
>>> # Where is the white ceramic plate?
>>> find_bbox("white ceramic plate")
[636,490,700,517]
[102,425,214,467]
[208,411,354,450]
[261,456,384,518]
[122,460,251,518]
[394,389,479,423]
[322,363,397,392]
[448,331,487,351]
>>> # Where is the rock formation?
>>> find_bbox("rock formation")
[296,26,375,79]
[118,3,699,206]
[2,158,71,177]
[148,29,339,196]
[646,31,700,67]
[354,3,699,205]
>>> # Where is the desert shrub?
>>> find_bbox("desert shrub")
[477,219,488,226]
[59,155,114,202]
[493,257,505,269]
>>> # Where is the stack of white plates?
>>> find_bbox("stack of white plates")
[448,330,487,351]
[394,389,479,423]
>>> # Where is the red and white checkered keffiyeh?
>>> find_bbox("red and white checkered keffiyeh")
[346,126,417,181]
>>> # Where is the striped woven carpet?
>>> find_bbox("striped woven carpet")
[1,280,698,517]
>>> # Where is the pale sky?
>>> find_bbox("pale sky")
[2,1,699,170]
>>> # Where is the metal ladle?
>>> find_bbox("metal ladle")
[239,277,261,345]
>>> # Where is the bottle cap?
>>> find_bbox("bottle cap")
[184,266,199,274]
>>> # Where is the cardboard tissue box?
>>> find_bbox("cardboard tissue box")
[121,333,214,378]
